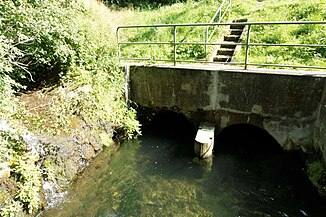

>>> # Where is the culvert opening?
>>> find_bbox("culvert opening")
[142,110,197,156]
[215,124,283,158]
[145,110,196,139]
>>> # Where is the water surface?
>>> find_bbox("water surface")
[44,127,326,217]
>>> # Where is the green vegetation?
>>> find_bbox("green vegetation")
[105,0,187,9]
[0,0,140,215]
[118,0,326,68]
[119,0,225,62]
[231,0,326,68]
[308,159,326,194]
[1,0,140,138]
[0,129,42,215]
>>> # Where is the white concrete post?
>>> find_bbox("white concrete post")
[194,122,215,158]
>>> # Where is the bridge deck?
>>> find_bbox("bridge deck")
[123,63,326,77]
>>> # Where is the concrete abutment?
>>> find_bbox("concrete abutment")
[127,65,326,162]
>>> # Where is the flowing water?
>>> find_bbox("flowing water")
[44,119,326,217]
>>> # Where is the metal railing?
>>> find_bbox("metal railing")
[204,0,231,56]
[117,21,326,70]
[206,0,231,42]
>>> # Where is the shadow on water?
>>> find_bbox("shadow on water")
[141,115,326,216]
[207,123,326,217]
[44,114,326,217]
[142,110,197,157]
[138,111,204,179]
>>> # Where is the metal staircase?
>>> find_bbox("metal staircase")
[213,19,247,62]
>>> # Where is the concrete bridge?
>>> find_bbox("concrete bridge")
[126,64,326,161]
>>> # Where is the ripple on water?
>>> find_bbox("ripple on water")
[44,131,326,217]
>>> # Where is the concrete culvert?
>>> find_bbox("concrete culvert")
[215,124,283,158]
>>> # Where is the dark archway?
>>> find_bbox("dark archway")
[215,124,283,159]
[141,110,197,157]
[145,110,196,139]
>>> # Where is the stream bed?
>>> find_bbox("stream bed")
[44,126,326,217]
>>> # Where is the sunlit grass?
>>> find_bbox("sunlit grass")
[117,0,326,68]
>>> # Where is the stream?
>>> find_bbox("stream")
[44,118,326,217]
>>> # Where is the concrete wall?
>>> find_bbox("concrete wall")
[314,80,326,162]
[128,65,326,153]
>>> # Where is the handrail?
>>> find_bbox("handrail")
[117,21,326,70]
[206,0,231,42]
[209,0,232,23]
[117,21,326,29]
[205,0,231,58]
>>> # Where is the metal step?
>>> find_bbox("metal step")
[230,24,246,29]
[217,48,234,56]
[224,35,241,42]
[213,55,232,62]
[233,18,248,23]
[230,19,248,29]
[212,18,247,63]
[230,29,243,36]
[220,42,237,49]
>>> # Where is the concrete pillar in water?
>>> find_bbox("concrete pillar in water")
[194,123,215,158]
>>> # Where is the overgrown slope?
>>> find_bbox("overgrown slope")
[0,0,139,215]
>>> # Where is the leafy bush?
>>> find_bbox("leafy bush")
[0,0,141,215]
[0,0,140,137]
[0,129,42,215]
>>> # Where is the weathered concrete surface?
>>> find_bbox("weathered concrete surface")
[128,65,326,156]
[314,80,326,162]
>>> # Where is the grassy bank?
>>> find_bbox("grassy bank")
[230,0,326,67]
[118,0,225,62]
[118,0,325,67]
[0,0,139,215]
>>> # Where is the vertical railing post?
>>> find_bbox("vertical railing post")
[219,8,222,22]
[244,24,251,70]
[229,0,232,19]
[117,27,121,64]
[124,65,130,106]
[173,25,177,66]
[205,26,209,60]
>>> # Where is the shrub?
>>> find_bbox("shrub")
[0,0,140,137]
[0,129,42,215]
[0,0,140,215]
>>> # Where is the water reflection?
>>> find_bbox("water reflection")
[44,125,326,217]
